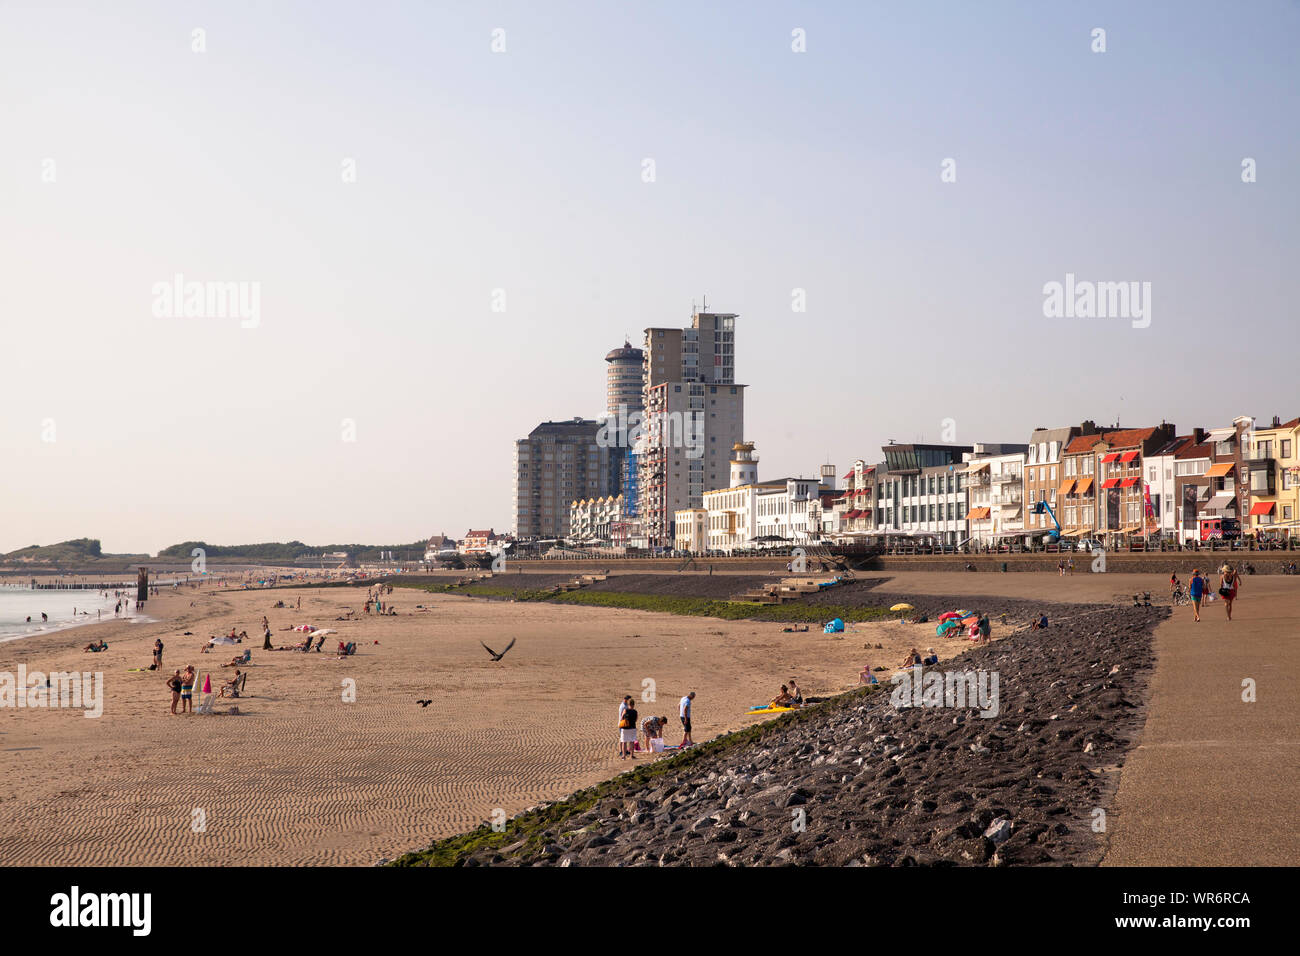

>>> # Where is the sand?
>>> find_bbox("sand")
[0,580,928,866]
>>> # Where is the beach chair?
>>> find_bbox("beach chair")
[195,678,216,714]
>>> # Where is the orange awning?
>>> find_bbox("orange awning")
[1250,501,1275,516]
[1206,462,1235,477]
[1058,480,1075,497]
[964,507,991,520]
[1074,477,1094,494]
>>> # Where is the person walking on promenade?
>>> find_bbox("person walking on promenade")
[1219,564,1241,621]
[679,691,696,747]
[1188,568,1207,622]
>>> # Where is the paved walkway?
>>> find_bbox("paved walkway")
[1103,575,1300,865]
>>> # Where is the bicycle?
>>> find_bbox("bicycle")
[1171,588,1191,606]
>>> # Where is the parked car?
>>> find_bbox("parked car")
[1076,538,1104,553]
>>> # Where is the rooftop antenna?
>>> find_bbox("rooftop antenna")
[701,293,708,313]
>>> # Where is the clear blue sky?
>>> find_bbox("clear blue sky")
[2,0,1297,554]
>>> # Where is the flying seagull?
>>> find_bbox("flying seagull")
[479,638,516,661]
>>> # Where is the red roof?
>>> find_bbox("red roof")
[1065,426,1162,455]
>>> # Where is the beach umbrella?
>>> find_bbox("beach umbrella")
[890,603,914,611]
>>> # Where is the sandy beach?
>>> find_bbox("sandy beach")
[4,568,1294,866]
[0,577,930,866]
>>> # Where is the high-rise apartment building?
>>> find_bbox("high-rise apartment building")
[604,342,644,545]
[639,310,746,546]
[514,417,612,539]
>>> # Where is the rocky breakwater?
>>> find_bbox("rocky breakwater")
[398,604,1164,867]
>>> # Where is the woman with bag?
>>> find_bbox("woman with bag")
[618,698,639,760]
[1218,564,1240,621]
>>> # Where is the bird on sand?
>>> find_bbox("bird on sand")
[479,638,516,661]
[416,699,432,707]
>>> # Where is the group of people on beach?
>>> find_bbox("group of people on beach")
[617,691,696,758]
[1172,564,1241,622]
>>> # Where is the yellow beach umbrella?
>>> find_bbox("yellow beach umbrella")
[890,603,914,612]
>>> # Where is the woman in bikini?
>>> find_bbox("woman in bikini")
[1219,564,1241,621]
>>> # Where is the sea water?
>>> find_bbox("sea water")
[0,587,126,643]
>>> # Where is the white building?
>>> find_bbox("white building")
[687,442,830,552]
[964,447,1029,547]
[568,494,625,544]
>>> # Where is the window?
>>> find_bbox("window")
[1283,440,1293,458]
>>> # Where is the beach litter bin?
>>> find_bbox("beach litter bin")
[1001,562,1008,573]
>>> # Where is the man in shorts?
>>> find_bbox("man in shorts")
[679,691,695,747]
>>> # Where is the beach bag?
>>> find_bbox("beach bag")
[1218,586,1232,598]
[651,737,665,753]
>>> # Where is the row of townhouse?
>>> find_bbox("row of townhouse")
[663,414,1300,554]
[568,495,626,543]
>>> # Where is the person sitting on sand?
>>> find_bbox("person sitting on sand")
[83,639,108,653]
[900,648,923,668]
[859,665,878,685]
[923,648,939,666]
[788,678,803,708]
[770,685,794,709]
[313,634,326,652]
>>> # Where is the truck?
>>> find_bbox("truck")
[1199,517,1241,542]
